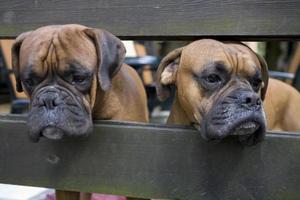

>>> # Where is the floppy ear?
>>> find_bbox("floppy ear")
[156,47,184,101]
[11,31,32,92]
[255,53,269,100]
[236,42,269,100]
[83,28,126,91]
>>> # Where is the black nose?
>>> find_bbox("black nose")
[240,91,261,109]
[39,94,60,110]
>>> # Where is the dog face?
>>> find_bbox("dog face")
[157,39,269,145]
[12,24,126,142]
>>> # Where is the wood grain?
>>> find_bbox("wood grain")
[0,1,299,40]
[1,114,300,199]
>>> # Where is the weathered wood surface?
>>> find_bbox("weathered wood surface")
[0,1,299,40]
[1,114,300,200]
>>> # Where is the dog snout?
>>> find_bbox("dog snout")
[239,91,261,109]
[38,93,62,110]
[40,95,58,109]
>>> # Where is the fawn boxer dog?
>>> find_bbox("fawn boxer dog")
[156,39,269,145]
[12,24,148,200]
[264,78,300,131]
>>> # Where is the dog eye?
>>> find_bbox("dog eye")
[24,78,35,87]
[205,74,221,83]
[72,75,86,83]
[251,79,262,91]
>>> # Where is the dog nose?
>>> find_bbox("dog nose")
[40,95,59,110]
[240,91,261,109]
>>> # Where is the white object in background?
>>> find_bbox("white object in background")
[243,42,259,53]
[122,40,137,57]
[0,183,54,200]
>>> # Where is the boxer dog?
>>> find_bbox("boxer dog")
[12,24,148,200]
[12,24,149,140]
[156,39,269,145]
[264,78,300,131]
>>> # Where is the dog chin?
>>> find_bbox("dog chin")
[198,113,266,145]
[40,126,64,140]
[27,107,93,142]
[28,121,93,142]
[28,120,93,142]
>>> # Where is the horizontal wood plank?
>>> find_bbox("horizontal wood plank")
[1,114,300,199]
[0,1,299,40]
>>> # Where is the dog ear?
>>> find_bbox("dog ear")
[255,53,269,100]
[237,42,269,100]
[156,47,184,101]
[11,31,32,92]
[84,28,126,91]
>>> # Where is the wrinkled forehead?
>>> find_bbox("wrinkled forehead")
[181,40,261,77]
[19,26,97,76]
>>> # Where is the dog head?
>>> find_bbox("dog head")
[157,39,269,145]
[12,24,126,142]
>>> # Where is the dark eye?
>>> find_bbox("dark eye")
[252,79,262,91]
[205,74,221,83]
[72,75,86,84]
[24,78,34,87]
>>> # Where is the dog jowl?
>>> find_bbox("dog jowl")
[156,39,269,145]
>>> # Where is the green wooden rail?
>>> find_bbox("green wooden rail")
[1,114,300,200]
[0,0,299,40]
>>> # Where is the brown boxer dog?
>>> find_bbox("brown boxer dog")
[12,24,148,200]
[156,39,268,145]
[264,78,300,131]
